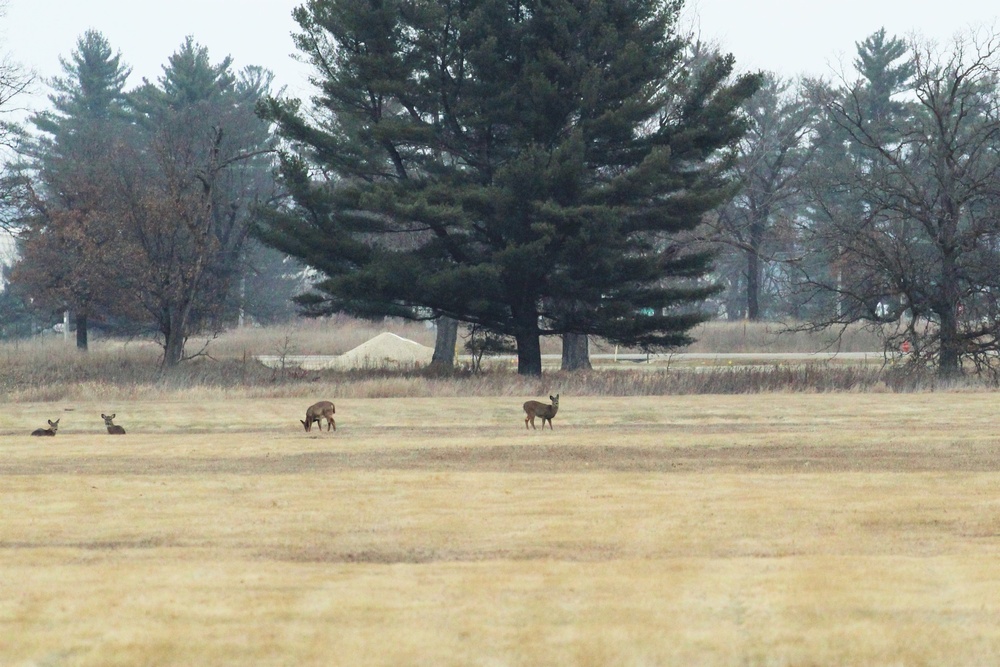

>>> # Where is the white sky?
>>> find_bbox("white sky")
[3,0,308,116]
[2,0,998,118]
[688,0,998,78]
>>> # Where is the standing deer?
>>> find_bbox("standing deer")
[523,394,559,430]
[301,401,336,432]
[30,419,59,436]
[102,413,126,435]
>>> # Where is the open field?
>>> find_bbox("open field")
[4,393,1000,666]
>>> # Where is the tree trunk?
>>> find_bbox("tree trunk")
[75,312,88,351]
[935,203,962,379]
[430,316,459,369]
[515,330,542,376]
[561,333,591,371]
[746,246,761,321]
[938,321,961,378]
[937,250,962,379]
[163,309,186,367]
[164,332,185,367]
[512,302,542,376]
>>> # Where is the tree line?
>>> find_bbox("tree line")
[2,1,999,379]
[711,28,1000,379]
[2,32,301,363]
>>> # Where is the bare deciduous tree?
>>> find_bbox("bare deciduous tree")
[797,29,1000,378]
[712,74,818,320]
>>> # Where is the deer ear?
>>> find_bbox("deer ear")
[101,414,106,419]
[111,414,116,419]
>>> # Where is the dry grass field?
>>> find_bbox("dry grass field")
[3,391,1000,666]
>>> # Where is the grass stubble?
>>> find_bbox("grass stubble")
[2,393,1000,666]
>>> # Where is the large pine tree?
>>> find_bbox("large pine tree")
[258,0,760,374]
[13,30,132,349]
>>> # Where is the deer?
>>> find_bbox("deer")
[102,413,126,435]
[301,401,336,432]
[30,419,59,436]
[523,394,559,430]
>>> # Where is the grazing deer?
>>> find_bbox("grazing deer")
[102,413,126,435]
[301,401,336,432]
[523,394,559,430]
[30,419,59,436]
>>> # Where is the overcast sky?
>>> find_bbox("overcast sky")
[2,0,998,117]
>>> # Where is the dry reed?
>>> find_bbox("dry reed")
[0,319,967,402]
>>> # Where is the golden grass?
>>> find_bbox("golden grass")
[3,393,1000,665]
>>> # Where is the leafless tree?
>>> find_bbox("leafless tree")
[0,3,35,233]
[712,74,818,320]
[796,29,1000,378]
[112,122,273,366]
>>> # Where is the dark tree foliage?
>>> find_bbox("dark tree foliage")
[257,0,760,374]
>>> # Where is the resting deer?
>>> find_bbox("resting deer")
[301,401,336,432]
[31,419,59,436]
[102,413,126,435]
[523,394,559,430]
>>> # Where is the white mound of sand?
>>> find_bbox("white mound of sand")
[255,332,435,370]
[335,332,434,369]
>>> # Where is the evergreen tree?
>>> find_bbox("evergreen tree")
[257,0,759,375]
[11,30,132,349]
[35,29,131,128]
[853,28,915,137]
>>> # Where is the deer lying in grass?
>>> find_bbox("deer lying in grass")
[301,401,336,432]
[102,413,126,435]
[523,394,559,430]
[31,419,59,436]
